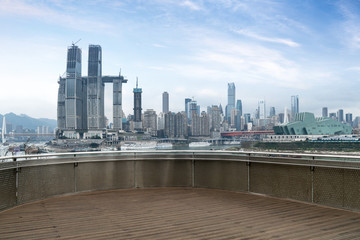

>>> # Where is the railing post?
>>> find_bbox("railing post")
[192,152,195,188]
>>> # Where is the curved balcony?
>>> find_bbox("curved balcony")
[1,151,360,239]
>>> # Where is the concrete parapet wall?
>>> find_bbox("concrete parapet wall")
[1,151,360,212]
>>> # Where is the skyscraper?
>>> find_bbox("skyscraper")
[133,78,142,131]
[322,107,328,117]
[258,100,266,119]
[269,107,276,117]
[87,45,104,130]
[162,92,169,113]
[337,109,344,123]
[226,83,235,123]
[185,98,191,122]
[65,44,84,131]
[291,95,299,119]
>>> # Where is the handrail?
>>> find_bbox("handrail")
[1,150,360,170]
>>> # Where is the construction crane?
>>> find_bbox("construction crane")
[72,38,81,46]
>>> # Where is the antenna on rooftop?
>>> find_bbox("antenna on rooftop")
[136,77,138,88]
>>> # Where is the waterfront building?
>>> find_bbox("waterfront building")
[164,112,175,138]
[162,92,169,114]
[337,109,344,123]
[191,111,200,136]
[64,44,84,131]
[143,109,157,135]
[226,83,235,123]
[236,100,242,116]
[174,112,188,138]
[209,105,221,132]
[200,112,210,136]
[273,112,352,135]
[322,107,328,117]
[57,44,127,138]
[133,78,143,131]
[291,95,299,120]
[157,112,165,130]
[87,45,104,135]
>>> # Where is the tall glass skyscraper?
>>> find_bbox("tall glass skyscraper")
[162,92,169,113]
[291,95,299,118]
[226,83,235,123]
[87,45,104,130]
[65,44,83,130]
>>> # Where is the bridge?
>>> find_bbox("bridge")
[1,151,360,239]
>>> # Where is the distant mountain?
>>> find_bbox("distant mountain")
[0,113,57,131]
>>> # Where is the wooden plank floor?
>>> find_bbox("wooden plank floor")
[1,188,360,239]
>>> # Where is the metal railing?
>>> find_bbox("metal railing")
[1,150,360,212]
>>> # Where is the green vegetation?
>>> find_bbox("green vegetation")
[254,141,360,152]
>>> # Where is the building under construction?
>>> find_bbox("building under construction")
[57,44,127,139]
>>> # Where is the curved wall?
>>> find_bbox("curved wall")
[1,151,360,212]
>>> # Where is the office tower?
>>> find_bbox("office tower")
[322,107,328,118]
[346,113,353,124]
[162,92,169,113]
[291,95,299,119]
[57,76,66,130]
[236,100,242,116]
[87,45,104,130]
[143,109,157,134]
[231,108,237,128]
[65,44,83,130]
[133,78,143,131]
[226,83,235,122]
[185,98,191,119]
[337,109,344,122]
[244,113,251,124]
[269,107,276,117]
[258,100,266,119]
[112,74,127,130]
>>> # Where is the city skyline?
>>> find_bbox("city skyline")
[1,1,360,119]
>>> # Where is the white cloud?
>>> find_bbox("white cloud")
[180,0,201,11]
[234,29,300,47]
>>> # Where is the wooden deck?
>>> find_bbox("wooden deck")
[1,188,360,239]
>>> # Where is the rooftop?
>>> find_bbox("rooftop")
[1,188,360,239]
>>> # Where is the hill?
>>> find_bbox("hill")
[0,113,57,131]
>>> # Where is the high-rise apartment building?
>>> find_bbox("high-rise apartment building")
[209,105,221,132]
[185,98,191,120]
[226,83,235,123]
[143,109,157,135]
[87,45,104,131]
[162,92,169,113]
[322,107,328,117]
[291,95,299,119]
[133,79,143,131]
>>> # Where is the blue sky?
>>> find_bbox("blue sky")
[1,0,360,120]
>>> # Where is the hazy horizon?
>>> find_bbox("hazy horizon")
[1,0,360,120]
